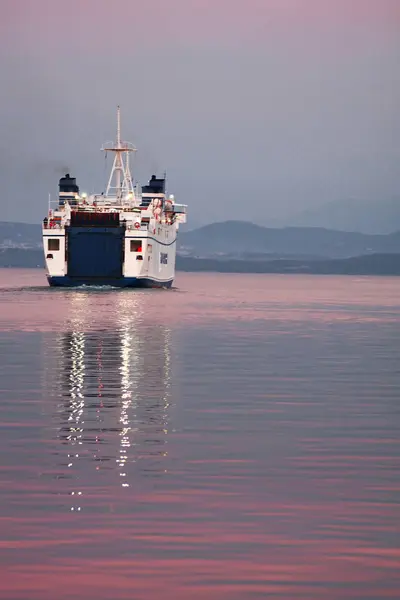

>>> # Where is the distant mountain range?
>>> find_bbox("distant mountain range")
[3,219,400,259]
[0,248,44,268]
[177,254,400,276]
[0,221,41,249]
[1,219,400,275]
[2,195,399,246]
[178,221,400,259]
[1,248,400,276]
[284,197,400,234]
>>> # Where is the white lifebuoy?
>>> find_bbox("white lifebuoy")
[134,222,140,229]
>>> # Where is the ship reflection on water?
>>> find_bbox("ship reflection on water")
[50,292,173,507]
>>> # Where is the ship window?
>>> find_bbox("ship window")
[48,238,60,251]
[136,255,143,261]
[130,240,142,252]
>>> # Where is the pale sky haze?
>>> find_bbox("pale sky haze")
[1,0,399,226]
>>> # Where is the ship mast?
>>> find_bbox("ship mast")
[102,106,136,201]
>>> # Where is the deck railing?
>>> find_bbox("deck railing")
[43,221,64,230]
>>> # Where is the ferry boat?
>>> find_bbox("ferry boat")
[42,107,187,287]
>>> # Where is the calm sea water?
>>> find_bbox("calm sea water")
[0,268,399,599]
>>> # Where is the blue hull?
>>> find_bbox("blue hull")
[47,276,173,288]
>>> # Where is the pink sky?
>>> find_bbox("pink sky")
[3,0,400,47]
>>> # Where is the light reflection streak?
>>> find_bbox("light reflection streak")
[50,291,173,509]
[57,293,89,511]
[116,294,142,489]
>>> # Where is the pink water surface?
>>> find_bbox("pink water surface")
[0,269,399,599]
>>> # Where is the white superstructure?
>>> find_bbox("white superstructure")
[43,107,187,288]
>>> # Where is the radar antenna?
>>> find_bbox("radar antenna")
[102,106,136,201]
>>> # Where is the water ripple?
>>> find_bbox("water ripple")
[0,269,399,599]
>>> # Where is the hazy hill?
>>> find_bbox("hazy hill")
[286,198,400,234]
[178,221,400,259]
[0,222,41,248]
[0,248,44,267]
[1,248,400,276]
[3,219,400,260]
[176,254,400,276]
